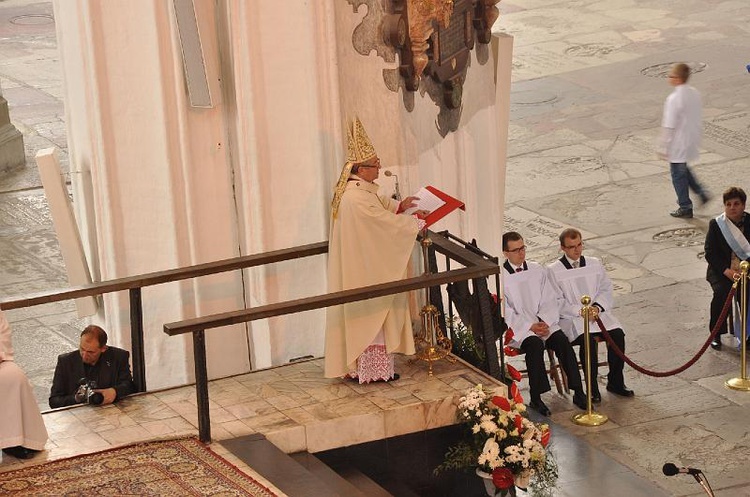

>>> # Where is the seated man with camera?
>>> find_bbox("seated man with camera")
[49,325,135,408]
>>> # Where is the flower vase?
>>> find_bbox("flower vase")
[476,468,517,497]
[514,469,532,491]
[476,468,495,496]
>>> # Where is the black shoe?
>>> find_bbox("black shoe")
[372,373,400,383]
[699,192,712,206]
[711,338,722,350]
[572,391,587,410]
[591,390,602,403]
[606,384,635,397]
[345,373,400,383]
[670,208,693,218]
[529,398,551,417]
[2,446,38,460]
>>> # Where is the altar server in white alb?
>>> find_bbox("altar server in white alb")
[0,309,48,459]
[547,228,634,402]
[502,231,586,417]
[324,117,427,384]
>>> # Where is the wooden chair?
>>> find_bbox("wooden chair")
[507,347,567,395]
[557,336,609,394]
[508,334,611,395]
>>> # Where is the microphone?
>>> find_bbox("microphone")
[383,170,401,201]
[663,463,702,476]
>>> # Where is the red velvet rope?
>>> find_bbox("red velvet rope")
[592,284,738,377]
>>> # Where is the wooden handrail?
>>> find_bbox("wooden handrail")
[2,227,503,445]
[164,265,497,335]
[0,240,328,393]
[0,241,328,310]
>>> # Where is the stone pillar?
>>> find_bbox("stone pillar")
[0,80,26,172]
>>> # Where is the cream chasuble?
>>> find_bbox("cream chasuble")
[324,179,419,378]
[0,310,48,451]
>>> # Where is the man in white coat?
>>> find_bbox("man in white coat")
[547,228,634,402]
[502,231,586,416]
[658,62,709,219]
[0,309,48,459]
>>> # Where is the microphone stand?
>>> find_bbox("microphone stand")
[392,175,401,201]
[694,472,714,497]
[384,170,401,201]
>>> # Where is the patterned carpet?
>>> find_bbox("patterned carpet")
[0,438,279,496]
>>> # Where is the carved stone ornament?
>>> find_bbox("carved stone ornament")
[382,0,500,108]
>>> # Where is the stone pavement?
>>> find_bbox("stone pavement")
[498,1,750,496]
[0,0,78,413]
[1,0,750,495]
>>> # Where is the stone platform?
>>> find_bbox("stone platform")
[0,355,499,471]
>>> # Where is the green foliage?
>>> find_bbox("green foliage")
[433,441,476,476]
[448,318,485,368]
[529,448,559,497]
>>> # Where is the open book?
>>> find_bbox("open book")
[404,186,465,228]
[403,187,445,215]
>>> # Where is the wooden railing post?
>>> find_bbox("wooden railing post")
[129,288,146,392]
[193,330,211,443]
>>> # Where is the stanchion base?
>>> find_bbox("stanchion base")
[725,377,750,391]
[571,412,608,426]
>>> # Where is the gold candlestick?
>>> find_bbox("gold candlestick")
[412,234,453,376]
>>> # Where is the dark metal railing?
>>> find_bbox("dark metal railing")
[1,231,502,445]
[435,230,506,379]
[163,230,501,442]
[0,241,328,392]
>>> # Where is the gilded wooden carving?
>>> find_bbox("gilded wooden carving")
[382,0,500,108]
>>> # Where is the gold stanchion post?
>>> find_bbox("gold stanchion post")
[726,261,750,391]
[572,295,608,426]
[411,234,454,376]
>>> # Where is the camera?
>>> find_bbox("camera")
[74,378,104,405]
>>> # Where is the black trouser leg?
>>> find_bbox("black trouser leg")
[572,334,599,395]
[710,279,733,336]
[573,328,627,391]
[520,335,550,400]
[546,330,583,393]
[604,328,626,389]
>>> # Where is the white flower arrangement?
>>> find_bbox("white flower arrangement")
[435,384,558,496]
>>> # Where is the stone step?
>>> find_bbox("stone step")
[222,433,359,497]
[289,451,371,497]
